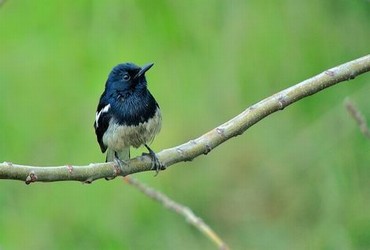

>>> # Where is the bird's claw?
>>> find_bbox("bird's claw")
[143,144,165,176]
[105,157,126,181]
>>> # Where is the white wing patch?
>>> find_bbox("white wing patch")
[95,104,111,128]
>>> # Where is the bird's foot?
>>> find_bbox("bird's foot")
[105,156,126,181]
[143,144,165,176]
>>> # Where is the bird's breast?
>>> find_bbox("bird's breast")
[102,108,161,150]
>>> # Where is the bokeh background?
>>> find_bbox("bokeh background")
[1,1,370,249]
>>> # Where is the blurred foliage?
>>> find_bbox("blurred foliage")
[0,0,370,249]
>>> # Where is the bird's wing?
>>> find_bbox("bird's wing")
[94,96,112,153]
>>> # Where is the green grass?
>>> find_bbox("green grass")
[0,1,370,249]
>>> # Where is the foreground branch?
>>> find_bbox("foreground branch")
[1,54,370,183]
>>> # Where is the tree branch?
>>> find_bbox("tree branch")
[124,176,229,250]
[344,97,370,139]
[1,54,370,183]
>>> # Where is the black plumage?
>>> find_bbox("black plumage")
[94,62,162,171]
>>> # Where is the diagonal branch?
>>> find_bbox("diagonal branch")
[124,176,229,250]
[344,98,370,139]
[1,54,370,183]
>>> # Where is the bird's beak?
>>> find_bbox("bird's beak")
[134,63,154,79]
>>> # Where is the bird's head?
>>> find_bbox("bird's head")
[106,62,154,95]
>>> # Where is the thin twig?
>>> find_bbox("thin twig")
[1,54,370,183]
[344,98,370,139]
[124,176,229,250]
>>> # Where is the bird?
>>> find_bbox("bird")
[94,62,162,174]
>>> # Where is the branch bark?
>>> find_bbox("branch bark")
[1,54,370,183]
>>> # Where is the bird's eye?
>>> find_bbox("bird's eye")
[123,74,130,81]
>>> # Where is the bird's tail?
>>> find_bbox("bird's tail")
[106,147,130,162]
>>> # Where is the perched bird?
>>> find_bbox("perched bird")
[94,62,162,172]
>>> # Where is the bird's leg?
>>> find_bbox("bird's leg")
[144,144,164,175]
[105,151,126,180]
[114,151,129,169]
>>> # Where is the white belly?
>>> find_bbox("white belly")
[103,109,161,151]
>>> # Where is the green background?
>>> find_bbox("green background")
[1,1,370,249]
